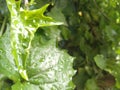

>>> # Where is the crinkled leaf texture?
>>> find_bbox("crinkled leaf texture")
[6,0,63,81]
[1,26,74,90]
[0,0,74,90]
[26,33,74,90]
[0,28,20,90]
[0,27,20,82]
[94,55,120,88]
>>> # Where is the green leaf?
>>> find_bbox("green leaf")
[94,55,107,70]
[104,26,117,41]
[47,6,67,24]
[20,4,63,28]
[6,0,63,81]
[0,27,20,82]
[85,78,99,90]
[94,55,120,88]
[26,32,75,90]
[5,0,73,89]
[72,68,89,90]
[12,82,39,90]
[106,60,120,88]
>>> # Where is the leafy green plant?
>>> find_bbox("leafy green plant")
[50,0,120,90]
[58,0,120,90]
[1,0,120,90]
[0,0,74,89]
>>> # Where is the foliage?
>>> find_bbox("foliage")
[54,0,120,90]
[0,0,74,90]
[1,0,120,90]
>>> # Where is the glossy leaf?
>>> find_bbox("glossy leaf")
[0,27,20,82]
[27,32,75,89]
[20,4,63,28]
[6,0,63,81]
[1,0,120,89]
[1,0,74,89]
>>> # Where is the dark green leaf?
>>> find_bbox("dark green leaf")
[72,69,89,90]
[94,55,120,88]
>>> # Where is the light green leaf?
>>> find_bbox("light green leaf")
[27,33,75,90]
[0,27,20,82]
[20,4,63,28]
[94,55,107,70]
[5,0,74,89]
[12,82,39,90]
[6,0,63,81]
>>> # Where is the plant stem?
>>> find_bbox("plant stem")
[0,17,7,37]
